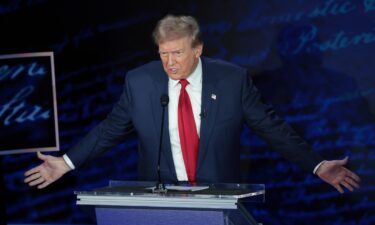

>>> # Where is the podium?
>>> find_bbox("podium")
[75,181,265,225]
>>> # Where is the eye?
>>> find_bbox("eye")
[174,51,183,56]
[159,52,168,57]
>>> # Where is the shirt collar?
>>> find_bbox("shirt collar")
[169,58,202,88]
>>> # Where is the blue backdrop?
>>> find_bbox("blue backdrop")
[0,0,374,224]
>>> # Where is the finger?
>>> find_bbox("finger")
[24,166,41,177]
[38,180,51,189]
[345,176,360,189]
[37,151,48,161]
[347,170,361,183]
[340,180,354,192]
[334,184,344,194]
[28,177,45,187]
[24,173,41,183]
[336,156,349,166]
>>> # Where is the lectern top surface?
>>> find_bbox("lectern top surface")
[75,180,265,202]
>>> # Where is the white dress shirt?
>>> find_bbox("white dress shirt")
[168,58,202,181]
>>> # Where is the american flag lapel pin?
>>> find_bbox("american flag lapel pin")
[211,94,217,100]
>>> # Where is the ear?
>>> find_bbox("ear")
[194,44,203,58]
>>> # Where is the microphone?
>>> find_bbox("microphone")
[160,95,169,107]
[153,94,169,193]
[200,109,206,118]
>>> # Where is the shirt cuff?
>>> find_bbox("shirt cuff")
[313,160,326,174]
[63,154,76,170]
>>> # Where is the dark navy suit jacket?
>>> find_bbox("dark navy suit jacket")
[67,57,323,183]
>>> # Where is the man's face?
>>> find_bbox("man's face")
[158,37,203,80]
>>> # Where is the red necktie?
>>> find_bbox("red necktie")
[178,79,199,182]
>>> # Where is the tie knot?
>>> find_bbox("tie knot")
[179,79,189,89]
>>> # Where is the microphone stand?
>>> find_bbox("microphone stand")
[153,95,169,193]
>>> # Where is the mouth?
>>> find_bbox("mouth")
[168,68,178,74]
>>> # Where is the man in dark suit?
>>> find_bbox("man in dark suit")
[25,15,360,193]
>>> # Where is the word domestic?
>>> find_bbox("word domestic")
[238,0,357,30]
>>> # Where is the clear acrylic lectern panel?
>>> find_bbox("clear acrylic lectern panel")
[75,180,265,225]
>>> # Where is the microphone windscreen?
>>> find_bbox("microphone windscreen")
[160,95,169,107]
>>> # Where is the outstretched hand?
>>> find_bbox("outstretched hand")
[24,152,71,189]
[316,156,361,194]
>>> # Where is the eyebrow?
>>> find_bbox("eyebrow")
[159,49,184,54]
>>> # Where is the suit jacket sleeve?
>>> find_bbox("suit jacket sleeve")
[241,71,323,172]
[66,76,134,168]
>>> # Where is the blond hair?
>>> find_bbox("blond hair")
[153,15,203,47]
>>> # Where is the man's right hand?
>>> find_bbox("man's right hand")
[24,152,71,189]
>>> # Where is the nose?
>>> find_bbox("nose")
[167,54,175,66]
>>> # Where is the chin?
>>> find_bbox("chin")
[168,74,183,80]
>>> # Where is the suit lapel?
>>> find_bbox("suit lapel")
[197,58,219,171]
